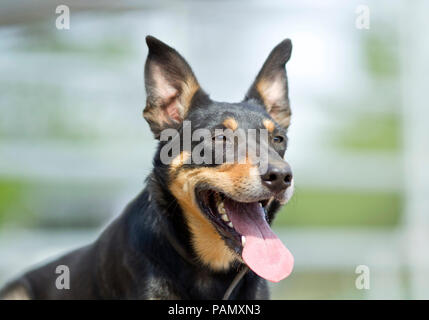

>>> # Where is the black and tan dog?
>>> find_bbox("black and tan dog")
[0,36,295,300]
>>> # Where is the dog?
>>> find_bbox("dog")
[0,36,295,300]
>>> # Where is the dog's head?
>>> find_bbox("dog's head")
[143,36,294,282]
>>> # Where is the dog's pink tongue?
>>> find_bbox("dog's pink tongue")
[224,200,294,282]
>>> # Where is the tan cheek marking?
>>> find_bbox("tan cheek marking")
[169,168,236,270]
[169,162,258,271]
[170,159,262,270]
[218,162,252,183]
[223,117,238,131]
[263,119,275,133]
[170,151,191,174]
[168,158,264,271]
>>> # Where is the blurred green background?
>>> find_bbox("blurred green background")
[0,0,428,299]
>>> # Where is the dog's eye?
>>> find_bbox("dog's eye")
[273,136,284,143]
[213,135,227,142]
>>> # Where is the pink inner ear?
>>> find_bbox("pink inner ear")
[165,98,182,123]
[152,64,183,123]
[263,75,286,111]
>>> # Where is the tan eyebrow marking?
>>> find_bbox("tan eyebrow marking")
[263,119,275,133]
[223,117,238,131]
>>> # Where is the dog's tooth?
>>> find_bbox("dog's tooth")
[227,221,233,228]
[221,213,229,222]
[259,202,262,207]
[218,202,225,214]
[241,236,246,246]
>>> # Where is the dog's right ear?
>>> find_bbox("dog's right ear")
[143,36,205,139]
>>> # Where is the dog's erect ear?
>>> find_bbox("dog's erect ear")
[244,39,292,128]
[144,36,204,138]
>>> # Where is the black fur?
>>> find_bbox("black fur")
[0,36,293,300]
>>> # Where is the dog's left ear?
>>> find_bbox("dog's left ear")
[244,39,292,128]
[144,36,205,138]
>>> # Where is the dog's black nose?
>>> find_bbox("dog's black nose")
[261,164,293,193]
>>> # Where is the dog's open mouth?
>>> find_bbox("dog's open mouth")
[196,188,294,282]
